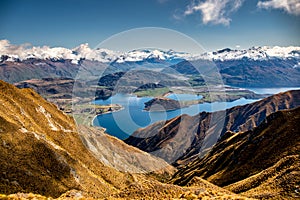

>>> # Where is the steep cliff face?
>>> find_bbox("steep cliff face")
[78,125,176,174]
[171,107,300,199]
[125,90,300,165]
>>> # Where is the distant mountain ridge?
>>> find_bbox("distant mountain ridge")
[1,40,299,63]
[0,40,190,64]
[203,46,300,61]
[1,40,299,87]
[169,58,300,87]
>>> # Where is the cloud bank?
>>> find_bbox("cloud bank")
[0,40,120,63]
[257,0,300,16]
[184,0,244,26]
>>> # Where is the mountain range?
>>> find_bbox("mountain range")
[1,40,299,63]
[1,40,299,88]
[0,40,189,63]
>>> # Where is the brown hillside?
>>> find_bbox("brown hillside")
[171,107,300,199]
[0,80,133,198]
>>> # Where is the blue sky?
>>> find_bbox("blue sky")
[0,0,299,51]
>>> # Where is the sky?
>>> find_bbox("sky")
[0,0,299,52]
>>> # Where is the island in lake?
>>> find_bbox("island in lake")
[144,97,181,111]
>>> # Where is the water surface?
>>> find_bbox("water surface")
[245,87,300,94]
[94,93,257,140]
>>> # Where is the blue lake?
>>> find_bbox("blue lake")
[93,87,300,140]
[93,93,257,140]
[245,87,300,94]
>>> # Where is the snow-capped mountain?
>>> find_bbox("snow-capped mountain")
[202,46,300,61]
[1,40,299,87]
[0,40,122,64]
[0,40,192,64]
[115,49,192,63]
[0,40,299,63]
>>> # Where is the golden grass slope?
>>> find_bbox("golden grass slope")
[171,107,300,199]
[225,155,300,199]
[0,80,251,199]
[0,80,134,198]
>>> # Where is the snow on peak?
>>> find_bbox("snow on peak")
[115,49,192,63]
[0,40,121,63]
[72,43,121,62]
[0,40,77,61]
[202,46,300,61]
[0,40,299,63]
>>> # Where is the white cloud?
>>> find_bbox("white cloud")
[0,40,31,59]
[184,0,244,26]
[257,0,300,16]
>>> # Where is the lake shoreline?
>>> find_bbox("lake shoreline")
[91,105,125,126]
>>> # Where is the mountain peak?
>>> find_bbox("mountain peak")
[1,40,300,63]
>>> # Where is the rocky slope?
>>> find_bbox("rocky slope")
[77,125,175,174]
[125,90,300,165]
[171,107,300,199]
[0,80,250,199]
